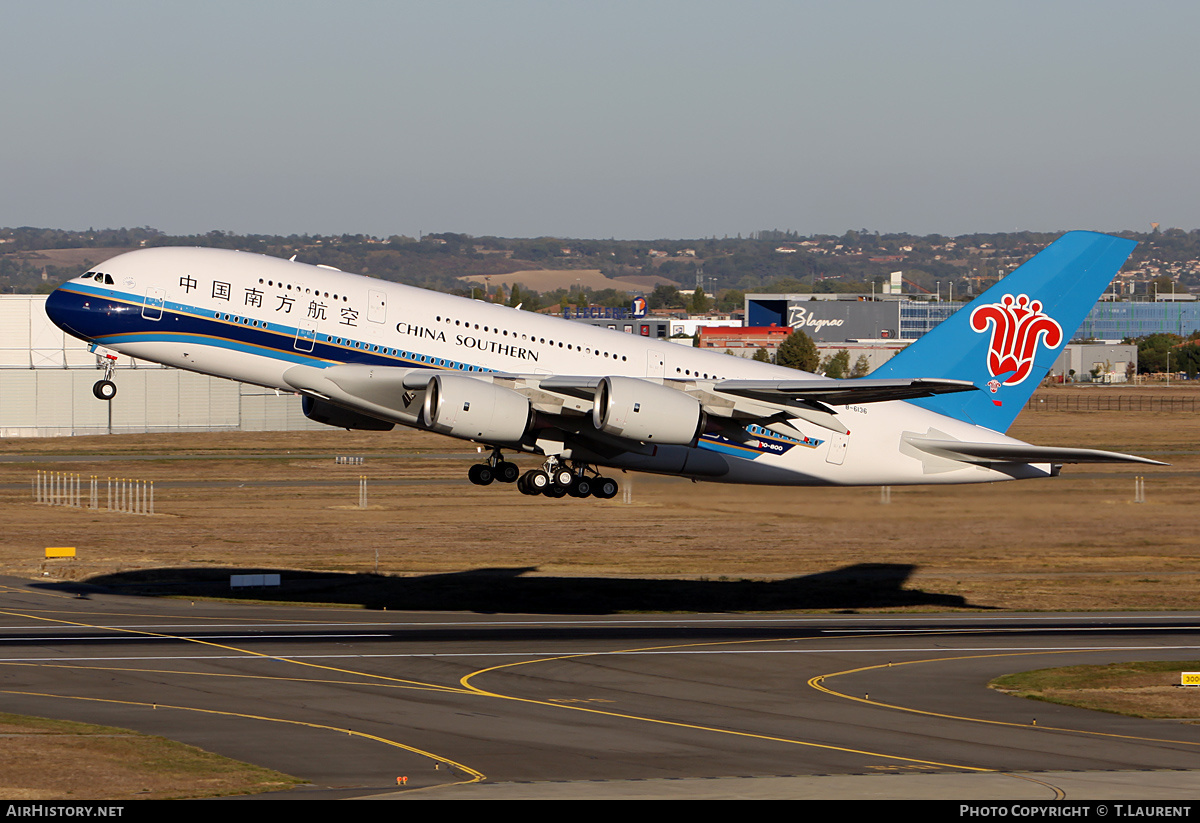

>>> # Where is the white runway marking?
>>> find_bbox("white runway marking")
[4,644,1200,664]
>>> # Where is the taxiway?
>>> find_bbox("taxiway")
[1,575,1198,799]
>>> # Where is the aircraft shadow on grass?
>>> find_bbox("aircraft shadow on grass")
[69,562,982,614]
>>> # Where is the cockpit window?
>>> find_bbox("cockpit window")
[103,274,115,285]
[81,272,95,279]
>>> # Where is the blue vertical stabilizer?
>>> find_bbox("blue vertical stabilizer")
[871,231,1136,432]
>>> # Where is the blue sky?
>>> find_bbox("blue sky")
[3,1,1196,239]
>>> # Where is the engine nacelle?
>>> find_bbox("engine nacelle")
[422,374,532,443]
[592,376,705,445]
[302,396,395,431]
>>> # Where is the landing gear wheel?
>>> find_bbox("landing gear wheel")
[523,469,550,493]
[594,476,619,499]
[551,467,574,488]
[569,477,593,498]
[496,461,520,483]
[93,380,116,401]
[543,484,568,498]
[468,464,494,485]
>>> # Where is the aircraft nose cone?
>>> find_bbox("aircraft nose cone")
[44,286,90,341]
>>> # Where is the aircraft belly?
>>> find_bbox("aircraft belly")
[116,341,294,391]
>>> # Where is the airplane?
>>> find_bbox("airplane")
[43,230,1162,499]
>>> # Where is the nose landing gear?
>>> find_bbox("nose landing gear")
[91,352,120,400]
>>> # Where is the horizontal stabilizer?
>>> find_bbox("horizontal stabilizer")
[906,437,1167,466]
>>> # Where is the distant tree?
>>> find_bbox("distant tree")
[820,349,851,379]
[1151,276,1175,297]
[716,288,744,313]
[752,347,772,363]
[508,283,522,307]
[775,329,818,372]
[590,288,626,308]
[690,287,712,314]
[520,290,543,312]
[850,353,871,378]
[648,284,683,310]
[1132,333,1184,373]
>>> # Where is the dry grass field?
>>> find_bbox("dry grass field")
[1,384,1196,613]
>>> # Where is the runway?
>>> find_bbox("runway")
[1,574,1198,799]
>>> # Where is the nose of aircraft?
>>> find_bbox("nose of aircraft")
[44,284,91,342]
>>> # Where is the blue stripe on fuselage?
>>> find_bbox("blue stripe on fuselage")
[46,284,495,374]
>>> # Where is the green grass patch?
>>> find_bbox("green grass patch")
[990,661,1200,719]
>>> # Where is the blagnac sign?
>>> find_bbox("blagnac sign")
[786,305,846,334]
[774,300,901,341]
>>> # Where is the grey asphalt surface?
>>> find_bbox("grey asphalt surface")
[1,574,1199,800]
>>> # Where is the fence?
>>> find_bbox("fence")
[1024,395,1199,412]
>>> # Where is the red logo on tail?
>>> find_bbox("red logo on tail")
[969,294,1063,386]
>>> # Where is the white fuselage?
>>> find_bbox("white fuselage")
[47,247,1043,486]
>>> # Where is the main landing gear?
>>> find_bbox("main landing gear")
[465,451,618,500]
[467,448,520,486]
[515,457,618,500]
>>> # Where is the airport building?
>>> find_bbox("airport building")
[561,315,672,338]
[1048,343,1137,383]
[696,326,792,359]
[1077,299,1200,340]
[746,294,909,342]
[746,294,1200,343]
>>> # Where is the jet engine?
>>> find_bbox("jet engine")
[592,376,705,445]
[422,374,533,443]
[302,396,395,431]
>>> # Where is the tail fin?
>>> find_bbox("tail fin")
[871,231,1136,433]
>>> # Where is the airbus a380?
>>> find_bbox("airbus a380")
[44,230,1162,499]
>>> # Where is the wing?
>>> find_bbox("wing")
[278,363,971,442]
[278,364,1164,469]
[535,373,978,437]
[711,377,977,406]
